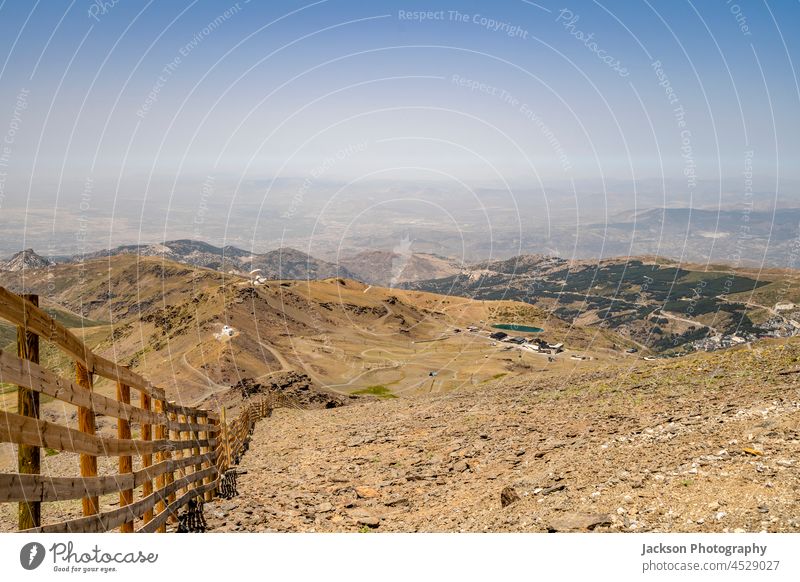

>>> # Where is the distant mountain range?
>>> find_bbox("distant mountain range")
[0,240,356,281]
[0,240,465,285]
[5,237,800,354]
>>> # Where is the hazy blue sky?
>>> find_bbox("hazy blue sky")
[1,1,797,183]
[0,1,799,256]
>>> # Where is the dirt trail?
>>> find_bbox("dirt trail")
[179,352,230,404]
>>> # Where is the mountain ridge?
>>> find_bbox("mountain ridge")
[0,248,53,272]
[0,239,358,281]
[6,240,800,356]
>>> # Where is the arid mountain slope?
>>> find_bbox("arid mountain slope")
[0,254,629,410]
[205,338,800,533]
[408,255,800,353]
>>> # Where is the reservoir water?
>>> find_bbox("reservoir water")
[491,323,543,333]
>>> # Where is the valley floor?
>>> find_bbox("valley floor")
[205,341,800,533]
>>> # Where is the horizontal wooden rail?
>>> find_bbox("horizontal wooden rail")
[1,395,273,532]
[23,466,217,533]
[165,400,219,420]
[0,350,217,432]
[0,412,215,457]
[138,480,218,533]
[0,452,217,503]
[0,287,162,399]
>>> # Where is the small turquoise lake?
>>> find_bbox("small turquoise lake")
[492,323,544,333]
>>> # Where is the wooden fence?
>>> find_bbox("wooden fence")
[0,287,273,533]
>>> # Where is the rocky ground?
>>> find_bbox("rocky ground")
[205,340,800,533]
[200,371,346,415]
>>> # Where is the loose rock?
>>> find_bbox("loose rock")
[501,487,521,508]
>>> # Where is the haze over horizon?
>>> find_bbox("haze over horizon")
[1,1,799,266]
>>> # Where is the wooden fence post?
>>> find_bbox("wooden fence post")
[178,411,189,500]
[230,418,238,465]
[190,413,201,498]
[116,381,133,532]
[17,293,40,531]
[211,416,225,496]
[167,408,179,522]
[140,392,153,526]
[154,397,167,532]
[200,413,213,502]
[159,400,178,531]
[220,407,230,471]
[167,408,177,523]
[75,361,98,517]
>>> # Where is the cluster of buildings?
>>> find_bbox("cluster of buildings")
[488,331,564,354]
[689,311,800,353]
[683,302,800,353]
[759,315,800,338]
[689,333,750,352]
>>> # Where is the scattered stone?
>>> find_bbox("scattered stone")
[453,460,470,473]
[356,516,381,528]
[540,484,566,496]
[547,513,612,532]
[355,486,380,499]
[500,487,521,508]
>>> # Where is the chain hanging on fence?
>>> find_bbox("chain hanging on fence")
[217,469,239,499]
[176,498,207,533]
